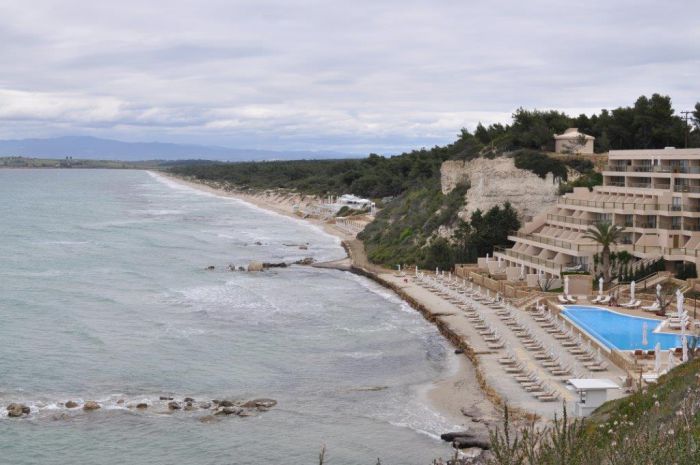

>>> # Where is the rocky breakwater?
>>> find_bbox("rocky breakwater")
[3,396,277,420]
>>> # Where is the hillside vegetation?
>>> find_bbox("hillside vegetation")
[487,358,700,465]
[169,94,700,270]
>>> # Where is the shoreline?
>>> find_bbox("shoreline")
[155,171,498,432]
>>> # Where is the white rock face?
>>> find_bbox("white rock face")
[441,157,560,222]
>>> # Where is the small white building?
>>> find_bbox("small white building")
[554,128,595,154]
[568,378,619,417]
[338,194,373,208]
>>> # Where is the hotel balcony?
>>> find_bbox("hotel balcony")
[604,164,700,174]
[673,185,700,194]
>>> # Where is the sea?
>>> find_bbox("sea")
[0,169,459,465]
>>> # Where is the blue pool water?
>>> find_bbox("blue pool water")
[561,305,682,351]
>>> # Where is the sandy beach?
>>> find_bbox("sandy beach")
[158,171,497,432]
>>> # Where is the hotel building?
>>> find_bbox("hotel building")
[494,148,700,281]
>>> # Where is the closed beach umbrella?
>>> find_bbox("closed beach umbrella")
[415,266,419,277]
[564,276,570,295]
[598,277,604,296]
[676,289,684,319]
[520,263,525,280]
[656,283,662,299]
[596,347,603,364]
[630,281,635,301]
[642,322,648,346]
[654,342,661,373]
[668,349,676,370]
[682,335,688,362]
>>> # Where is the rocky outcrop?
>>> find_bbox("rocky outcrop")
[7,403,30,417]
[440,157,559,222]
[82,401,100,411]
[247,261,264,272]
[64,400,79,409]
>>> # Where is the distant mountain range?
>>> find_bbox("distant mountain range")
[0,136,355,161]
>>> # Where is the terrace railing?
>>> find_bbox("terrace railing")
[511,232,599,253]
[559,197,700,213]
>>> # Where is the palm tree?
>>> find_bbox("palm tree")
[583,222,625,283]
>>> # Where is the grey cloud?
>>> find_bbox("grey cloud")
[0,0,697,154]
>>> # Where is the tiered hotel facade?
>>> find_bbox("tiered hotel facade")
[494,148,700,281]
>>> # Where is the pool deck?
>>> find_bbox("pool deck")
[379,273,627,419]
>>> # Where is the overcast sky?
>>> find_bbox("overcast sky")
[0,0,698,154]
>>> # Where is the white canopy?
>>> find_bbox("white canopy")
[568,379,619,390]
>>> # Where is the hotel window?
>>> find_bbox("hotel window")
[672,197,682,211]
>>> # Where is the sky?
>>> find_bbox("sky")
[0,0,698,155]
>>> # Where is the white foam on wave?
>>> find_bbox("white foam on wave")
[135,209,185,216]
[147,171,343,249]
[343,272,419,315]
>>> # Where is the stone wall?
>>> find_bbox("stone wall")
[440,157,560,222]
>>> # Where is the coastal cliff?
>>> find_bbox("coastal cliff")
[440,157,560,222]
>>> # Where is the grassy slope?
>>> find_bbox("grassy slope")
[489,358,700,464]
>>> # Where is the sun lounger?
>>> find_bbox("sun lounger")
[538,391,560,402]
[641,302,660,312]
[620,300,640,308]
[557,295,569,304]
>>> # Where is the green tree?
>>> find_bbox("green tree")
[583,223,625,283]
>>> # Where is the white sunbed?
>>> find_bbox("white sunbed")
[599,295,612,304]
[566,295,577,303]
[621,300,641,308]
[590,295,604,303]
[558,295,569,304]
[642,302,660,312]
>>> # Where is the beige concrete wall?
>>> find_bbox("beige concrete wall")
[565,274,593,296]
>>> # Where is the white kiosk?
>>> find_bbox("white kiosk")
[568,378,619,417]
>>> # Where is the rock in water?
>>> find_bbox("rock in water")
[6,403,28,417]
[215,407,243,416]
[453,437,490,450]
[159,396,174,401]
[199,402,211,409]
[65,400,79,409]
[83,401,101,411]
[184,397,195,403]
[136,403,148,409]
[241,398,277,410]
[217,400,235,407]
[440,431,473,442]
[168,401,181,410]
[247,261,263,272]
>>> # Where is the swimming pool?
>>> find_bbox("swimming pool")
[561,305,681,351]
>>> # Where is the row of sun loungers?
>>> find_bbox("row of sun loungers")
[414,275,623,403]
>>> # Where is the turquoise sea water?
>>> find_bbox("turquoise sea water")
[0,169,457,465]
[562,305,682,350]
